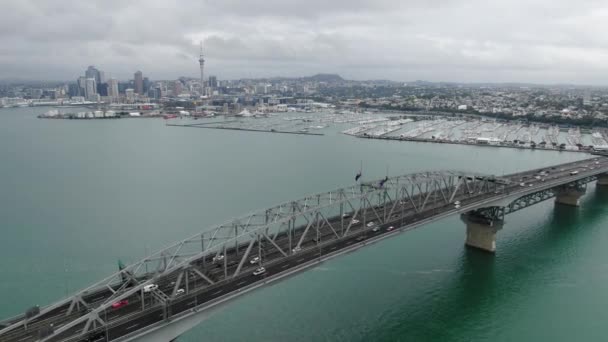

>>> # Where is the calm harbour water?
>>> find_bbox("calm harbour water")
[1,107,607,341]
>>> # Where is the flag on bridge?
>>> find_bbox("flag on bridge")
[355,171,362,182]
[379,176,389,187]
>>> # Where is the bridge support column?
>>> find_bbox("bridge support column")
[555,185,586,207]
[461,214,503,253]
[597,173,608,187]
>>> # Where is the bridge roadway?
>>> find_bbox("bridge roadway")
[2,157,608,342]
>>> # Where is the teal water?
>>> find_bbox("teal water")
[1,107,606,341]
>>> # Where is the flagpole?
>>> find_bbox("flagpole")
[360,160,363,181]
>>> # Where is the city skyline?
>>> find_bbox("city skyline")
[3,0,608,84]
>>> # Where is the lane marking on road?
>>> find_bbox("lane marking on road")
[346,241,353,245]
[211,289,223,296]
[281,264,290,269]
[236,281,248,286]
[126,323,139,330]
[297,258,305,262]
[188,301,196,306]
[18,335,32,341]
[330,246,337,250]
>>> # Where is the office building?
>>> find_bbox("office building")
[134,71,143,94]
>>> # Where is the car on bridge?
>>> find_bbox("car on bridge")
[250,256,260,264]
[213,254,225,262]
[111,300,128,309]
[387,226,395,231]
[253,267,266,276]
[143,284,158,293]
[292,246,301,253]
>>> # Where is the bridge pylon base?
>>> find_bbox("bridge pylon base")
[597,173,608,187]
[461,214,503,253]
[555,186,586,207]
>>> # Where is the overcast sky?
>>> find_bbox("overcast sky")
[2,0,608,84]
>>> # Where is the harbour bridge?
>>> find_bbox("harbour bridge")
[2,157,608,342]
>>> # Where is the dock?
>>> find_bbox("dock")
[166,123,324,136]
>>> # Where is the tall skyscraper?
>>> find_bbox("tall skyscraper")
[209,76,217,88]
[77,76,87,96]
[143,77,150,93]
[199,41,205,95]
[108,78,119,100]
[85,66,101,85]
[134,71,143,95]
[98,71,106,84]
[85,78,97,101]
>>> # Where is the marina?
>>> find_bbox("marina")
[34,106,608,153]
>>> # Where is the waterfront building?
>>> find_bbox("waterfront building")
[134,71,144,95]
[125,88,135,103]
[77,77,87,97]
[68,83,80,97]
[85,78,97,101]
[108,78,119,101]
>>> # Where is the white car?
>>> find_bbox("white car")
[372,226,380,232]
[213,254,225,262]
[176,288,185,295]
[292,246,301,253]
[366,222,375,228]
[249,256,260,264]
[143,284,158,293]
[455,204,461,209]
[351,219,360,224]
[342,213,351,218]
[520,183,526,187]
[453,201,461,205]
[253,267,266,276]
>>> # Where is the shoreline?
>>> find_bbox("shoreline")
[357,134,590,153]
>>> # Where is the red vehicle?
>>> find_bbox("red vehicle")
[386,226,395,232]
[111,300,129,309]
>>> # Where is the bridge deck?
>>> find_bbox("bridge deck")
[2,157,607,342]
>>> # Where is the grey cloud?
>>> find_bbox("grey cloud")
[1,0,608,83]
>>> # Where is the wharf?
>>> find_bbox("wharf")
[166,123,324,136]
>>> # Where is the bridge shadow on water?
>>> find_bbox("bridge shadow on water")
[360,186,608,342]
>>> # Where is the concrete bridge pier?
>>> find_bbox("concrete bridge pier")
[461,214,503,253]
[554,185,586,206]
[597,173,608,187]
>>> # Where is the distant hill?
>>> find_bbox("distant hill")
[303,74,344,82]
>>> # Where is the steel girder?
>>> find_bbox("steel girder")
[5,170,502,342]
[469,175,597,222]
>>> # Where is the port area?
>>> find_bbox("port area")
[166,121,324,136]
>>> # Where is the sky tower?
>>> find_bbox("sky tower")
[198,41,205,95]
